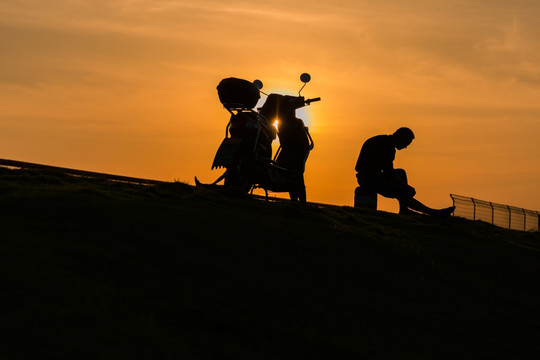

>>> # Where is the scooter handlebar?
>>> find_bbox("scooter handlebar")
[305,97,321,105]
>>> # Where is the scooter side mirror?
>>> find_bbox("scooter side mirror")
[299,73,311,96]
[253,79,263,90]
[300,73,311,83]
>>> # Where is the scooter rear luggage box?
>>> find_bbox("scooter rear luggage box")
[217,77,260,109]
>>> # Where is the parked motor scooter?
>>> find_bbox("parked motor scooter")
[198,74,320,201]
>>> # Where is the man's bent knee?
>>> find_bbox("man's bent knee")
[394,168,408,183]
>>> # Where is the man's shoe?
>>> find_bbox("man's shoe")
[432,206,455,218]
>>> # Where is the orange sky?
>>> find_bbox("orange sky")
[1,1,539,212]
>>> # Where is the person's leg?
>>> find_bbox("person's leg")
[394,169,408,183]
[401,197,437,214]
[403,198,455,217]
[288,191,298,201]
[297,176,306,203]
[393,169,455,217]
[289,174,306,203]
[285,154,307,203]
[392,169,417,214]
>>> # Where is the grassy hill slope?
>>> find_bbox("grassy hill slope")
[1,167,539,359]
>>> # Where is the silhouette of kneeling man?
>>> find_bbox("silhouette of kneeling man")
[355,127,455,217]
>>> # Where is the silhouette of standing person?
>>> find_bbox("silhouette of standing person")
[260,94,311,202]
[355,127,455,216]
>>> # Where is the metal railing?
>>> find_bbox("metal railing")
[450,194,539,232]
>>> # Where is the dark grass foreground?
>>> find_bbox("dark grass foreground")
[1,167,539,359]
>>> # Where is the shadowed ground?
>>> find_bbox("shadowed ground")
[1,167,539,359]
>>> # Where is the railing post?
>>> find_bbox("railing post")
[490,202,494,225]
[507,206,512,230]
[450,194,456,217]
[522,208,526,231]
[472,198,477,221]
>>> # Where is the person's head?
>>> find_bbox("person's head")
[392,127,415,150]
[259,94,298,122]
[259,94,281,120]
